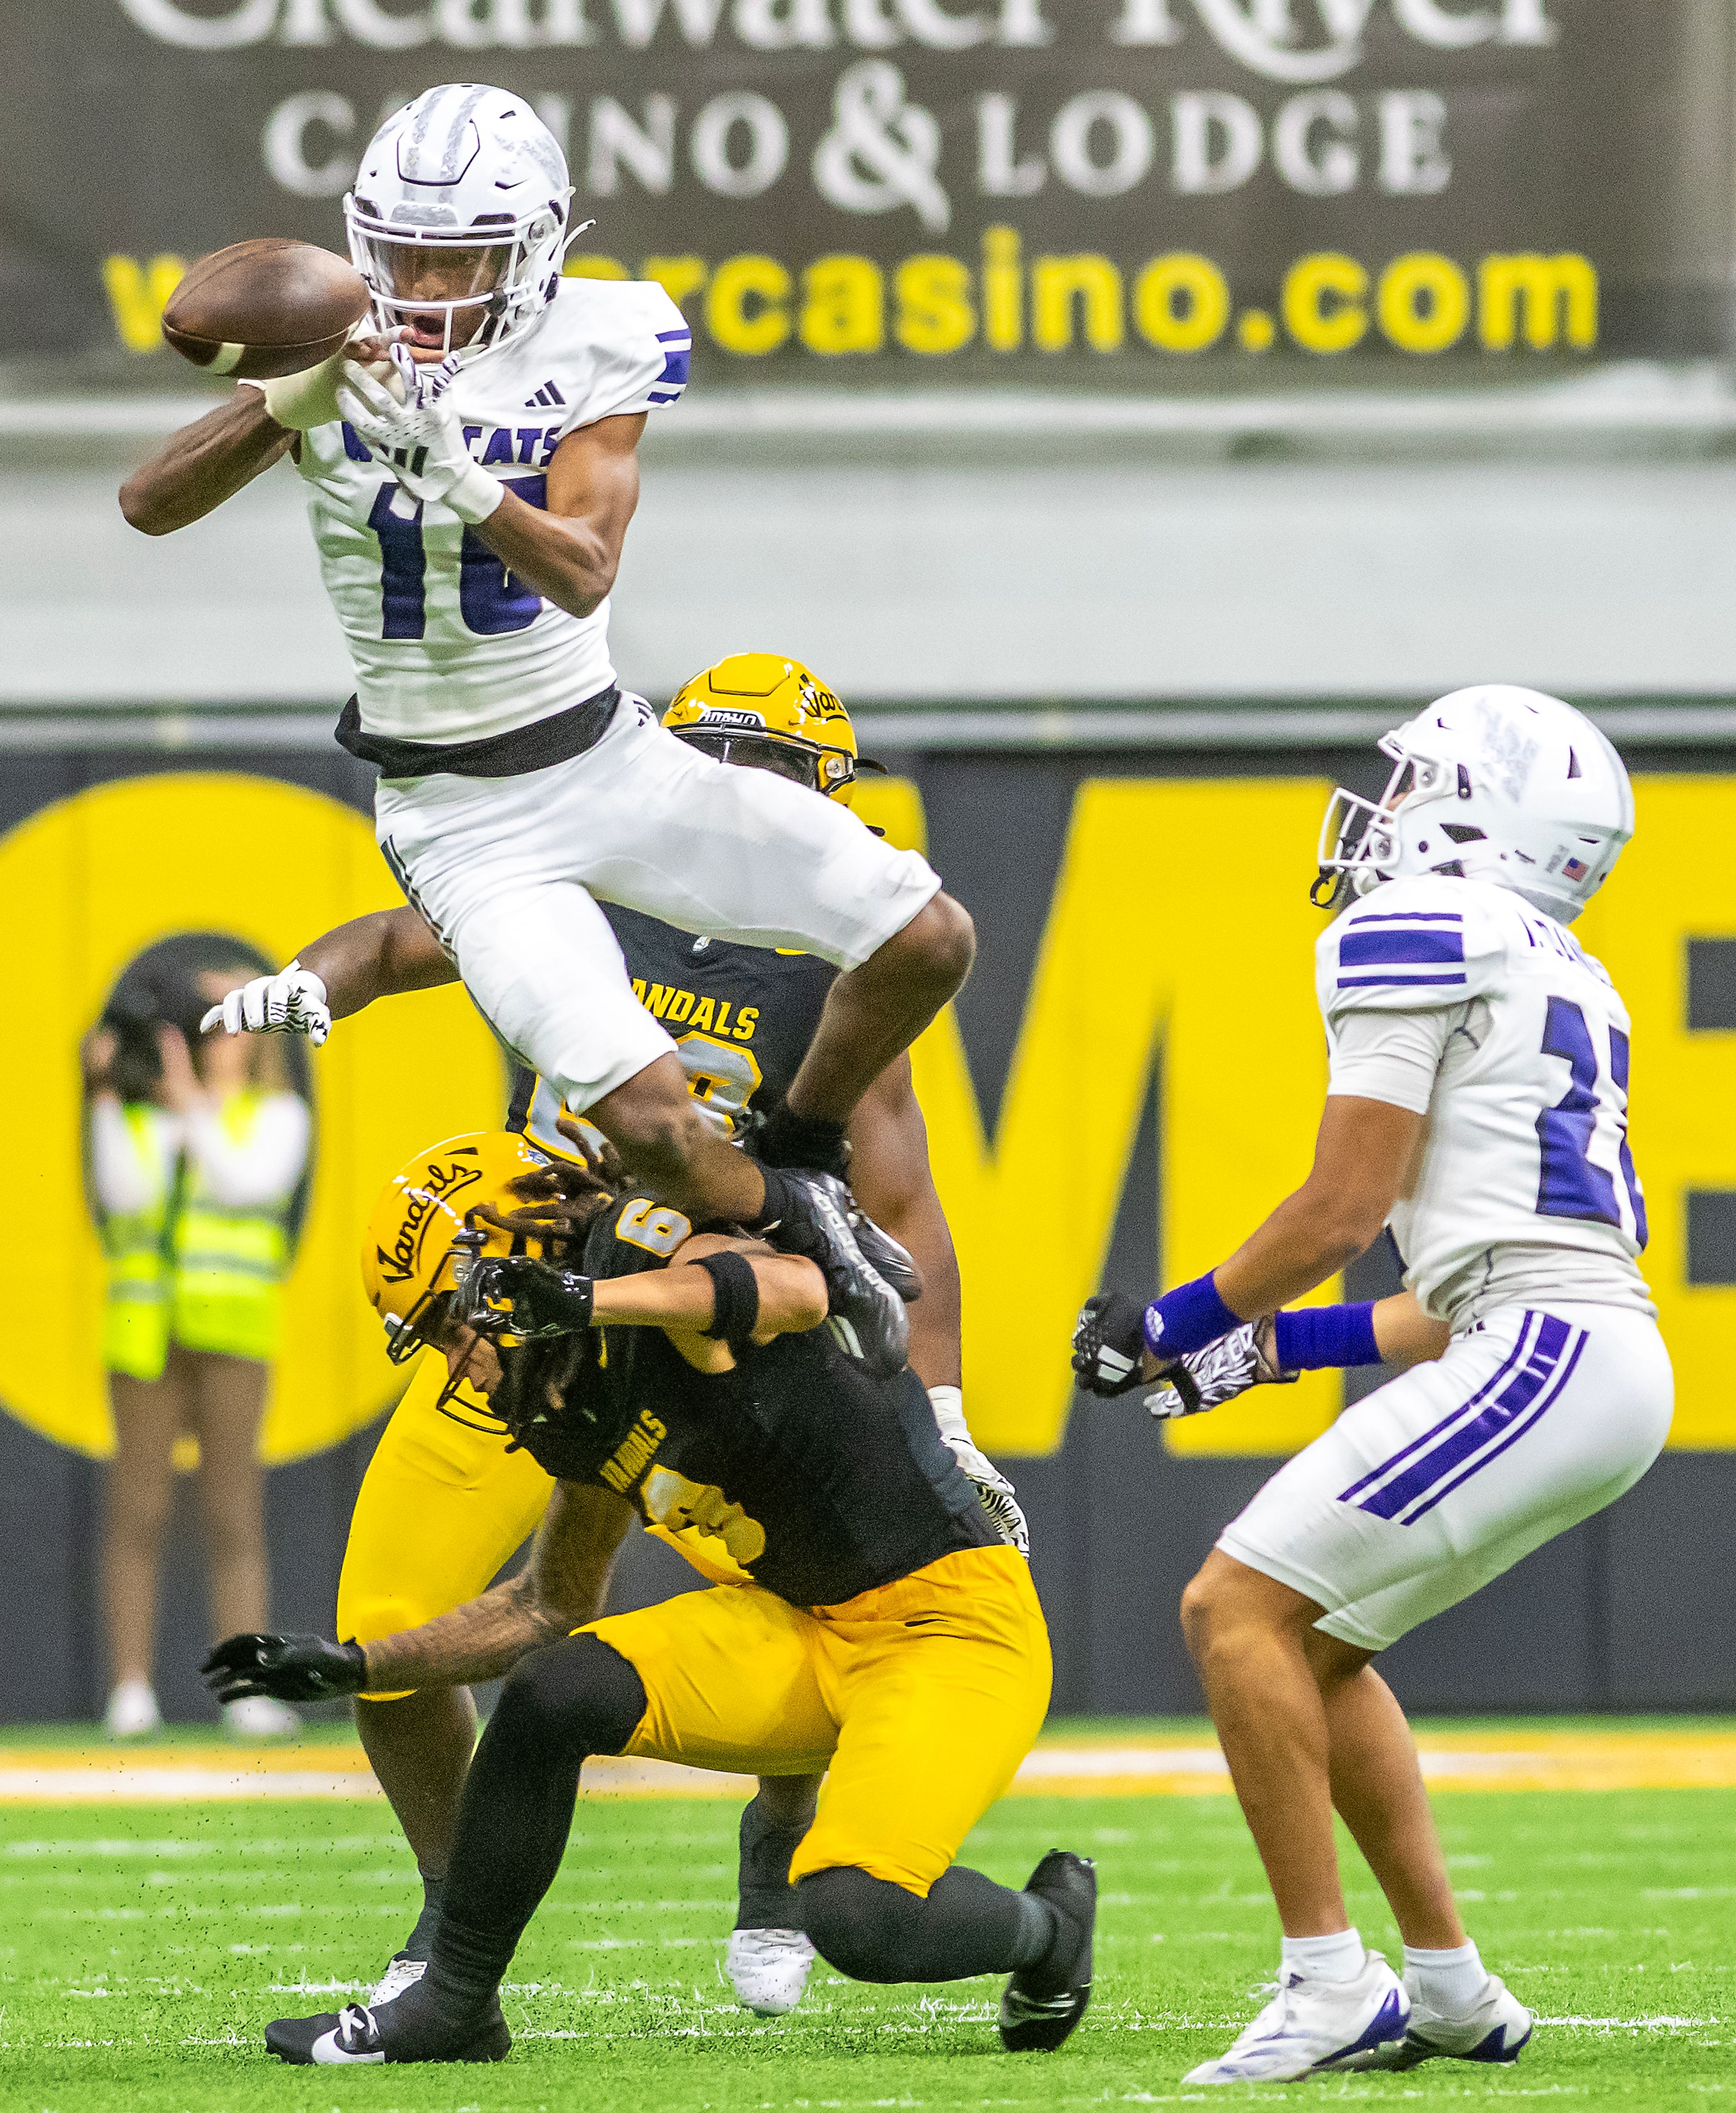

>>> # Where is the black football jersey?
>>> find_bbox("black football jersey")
[509,1194,994,1608]
[507,905,837,1152]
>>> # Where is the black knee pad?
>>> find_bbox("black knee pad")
[796,1867,923,1984]
[492,1635,647,1761]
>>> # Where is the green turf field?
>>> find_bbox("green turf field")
[4,1778,1732,2112]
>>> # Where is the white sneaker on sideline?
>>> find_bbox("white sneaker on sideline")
[726,1928,816,2017]
[223,1695,302,1743]
[1185,1951,1410,2085]
[1345,1970,1532,2069]
[104,1679,161,1742]
[369,1956,429,2007]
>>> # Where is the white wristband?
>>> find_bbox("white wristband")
[447,460,505,527]
[927,1384,969,1447]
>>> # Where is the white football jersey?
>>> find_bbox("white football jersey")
[294,278,690,745]
[1318,875,1652,1328]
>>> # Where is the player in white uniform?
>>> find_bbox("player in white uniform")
[120,85,973,1375]
[1072,686,1672,2085]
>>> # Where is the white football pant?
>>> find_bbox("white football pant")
[1219,1301,1672,1650]
[374,699,940,1111]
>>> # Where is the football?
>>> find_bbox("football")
[161,237,371,379]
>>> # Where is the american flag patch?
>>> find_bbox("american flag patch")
[1563,857,1589,881]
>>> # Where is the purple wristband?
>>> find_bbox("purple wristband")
[1142,1272,1242,1360]
[1272,1303,1381,1371]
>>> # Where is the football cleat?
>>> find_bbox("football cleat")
[221,1695,303,1743]
[1344,1970,1531,2069]
[726,1928,816,2017]
[764,1171,910,1377]
[103,1679,161,1742]
[1184,1952,1409,2084]
[266,1989,509,2066]
[369,1955,429,2007]
[998,1850,1096,2053]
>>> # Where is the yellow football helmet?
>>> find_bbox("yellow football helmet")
[361,1130,559,1364]
[663,652,881,807]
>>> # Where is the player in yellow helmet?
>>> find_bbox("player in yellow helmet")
[203,656,1021,2020]
[206,1130,1085,2071]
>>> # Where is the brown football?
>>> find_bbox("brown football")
[162,238,371,380]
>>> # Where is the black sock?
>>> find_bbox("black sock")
[736,1793,812,1931]
[399,1870,444,1963]
[797,1864,1057,1985]
[422,1636,647,2018]
[1009,1888,1061,1970]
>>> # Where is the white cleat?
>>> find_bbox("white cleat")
[726,1927,816,2017]
[369,1955,429,2007]
[223,1695,302,1743]
[1344,1971,1532,2069]
[1184,1952,1410,2085]
[104,1679,161,1742]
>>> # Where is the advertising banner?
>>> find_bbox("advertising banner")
[5,0,1729,372]
[6,752,1735,1465]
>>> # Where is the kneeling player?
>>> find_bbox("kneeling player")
[1075,687,1671,2084]
[211,1137,1091,2066]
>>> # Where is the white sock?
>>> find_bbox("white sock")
[1280,1928,1365,1984]
[1404,1940,1486,2013]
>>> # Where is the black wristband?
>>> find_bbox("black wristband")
[693,1249,761,1360]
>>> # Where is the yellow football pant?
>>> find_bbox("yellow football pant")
[588,1543,1052,1896]
[337,1352,555,1700]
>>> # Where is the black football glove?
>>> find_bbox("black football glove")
[202,1633,368,1705]
[454,1255,595,1340]
[1071,1290,1150,1397]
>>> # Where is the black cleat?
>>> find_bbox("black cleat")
[999,1850,1096,2054]
[265,1987,510,2065]
[764,1170,913,1377]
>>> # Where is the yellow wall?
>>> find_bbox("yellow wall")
[7,769,1727,1465]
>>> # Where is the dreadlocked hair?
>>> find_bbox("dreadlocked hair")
[472,1135,625,1265]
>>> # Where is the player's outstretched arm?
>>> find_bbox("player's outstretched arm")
[593,1233,830,1352]
[118,391,297,535]
[1074,1094,1426,1397]
[199,906,455,1045]
[848,1053,962,1391]
[296,906,456,1019]
[466,412,646,620]
[203,1481,634,1703]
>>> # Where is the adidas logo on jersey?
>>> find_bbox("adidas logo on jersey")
[525,380,567,408]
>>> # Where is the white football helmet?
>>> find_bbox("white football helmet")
[344,85,572,363]
[1317,685,1634,924]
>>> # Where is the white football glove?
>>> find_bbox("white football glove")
[335,350,503,524]
[929,1386,1030,1558]
[1144,1317,1297,1421]
[199,961,332,1049]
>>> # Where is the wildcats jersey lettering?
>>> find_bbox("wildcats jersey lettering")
[295,277,690,749]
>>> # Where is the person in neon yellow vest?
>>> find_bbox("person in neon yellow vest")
[88,964,310,1743]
